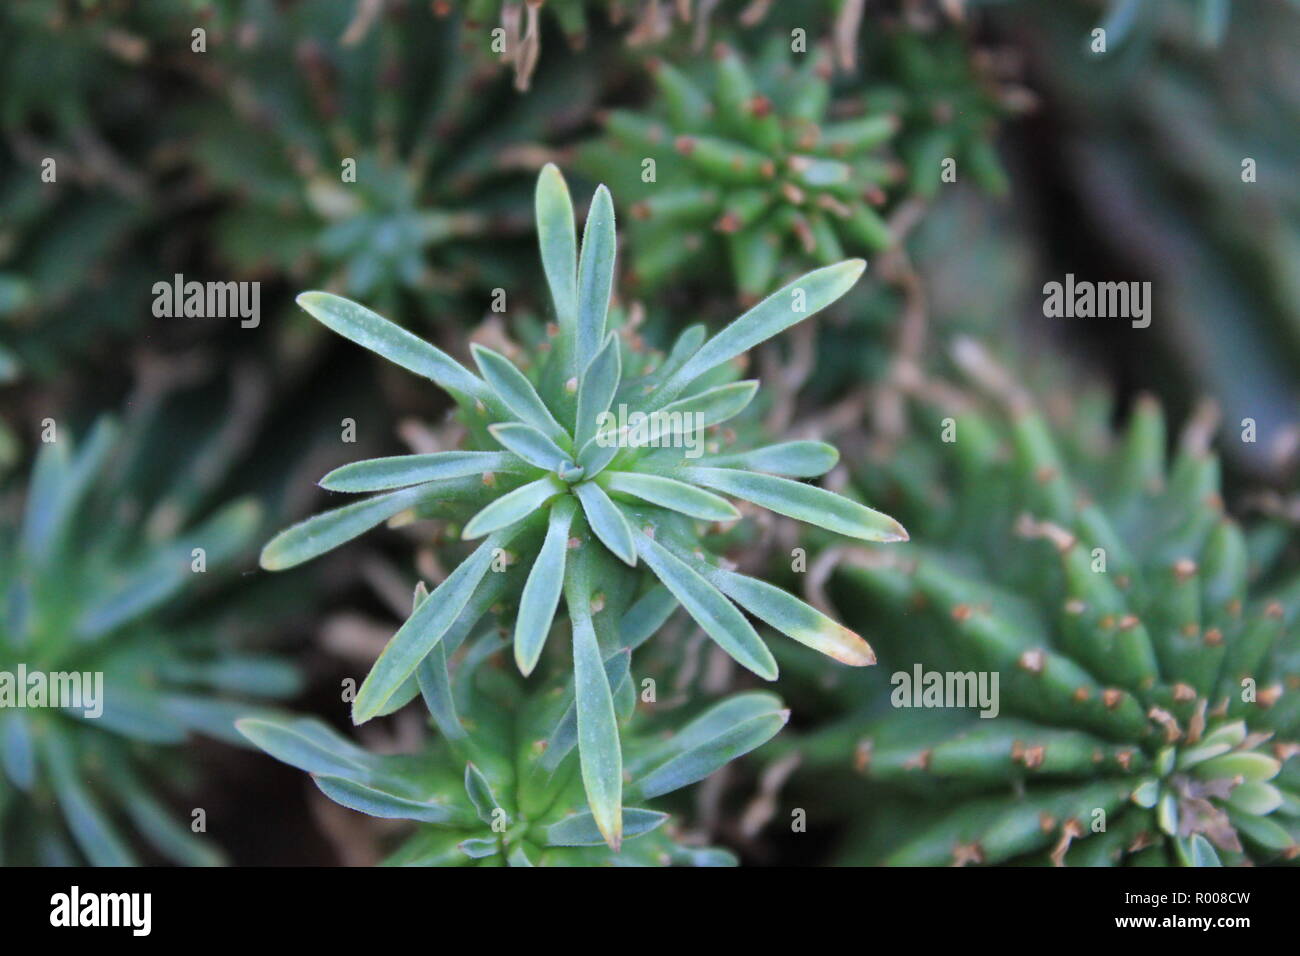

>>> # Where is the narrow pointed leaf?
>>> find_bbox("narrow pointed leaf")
[236,717,372,779]
[568,568,622,850]
[260,485,427,570]
[639,381,758,445]
[320,451,518,492]
[536,163,578,329]
[682,467,908,542]
[575,333,622,449]
[602,472,739,522]
[576,184,617,369]
[353,535,504,723]
[545,808,667,847]
[703,441,839,477]
[574,481,637,565]
[660,259,866,399]
[515,498,576,676]
[464,763,505,826]
[539,648,631,774]
[635,699,789,799]
[458,837,500,859]
[635,533,777,679]
[488,423,571,472]
[471,344,568,443]
[297,292,489,403]
[711,565,874,665]
[462,476,563,539]
[314,776,467,824]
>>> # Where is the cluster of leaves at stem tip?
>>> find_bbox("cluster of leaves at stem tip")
[803,346,1300,866]
[0,416,299,865]
[259,163,907,849]
[584,37,900,302]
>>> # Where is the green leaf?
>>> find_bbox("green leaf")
[296,292,489,404]
[536,163,578,329]
[642,381,758,444]
[544,808,667,847]
[112,765,225,865]
[711,566,874,666]
[1226,781,1284,816]
[567,561,623,850]
[81,501,260,635]
[458,837,500,859]
[471,344,568,443]
[575,332,621,449]
[260,485,428,571]
[634,693,789,798]
[659,260,865,399]
[682,467,908,542]
[619,585,677,650]
[236,717,371,779]
[42,730,137,866]
[576,184,617,370]
[353,535,505,723]
[538,648,631,774]
[462,476,563,539]
[488,423,571,472]
[602,471,739,522]
[635,533,777,679]
[507,846,536,867]
[1196,752,1281,784]
[1187,833,1223,867]
[703,441,839,477]
[314,776,468,825]
[580,381,758,467]
[515,498,576,676]
[574,481,637,565]
[464,763,505,826]
[320,452,518,492]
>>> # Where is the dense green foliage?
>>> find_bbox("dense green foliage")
[0,1,1295,867]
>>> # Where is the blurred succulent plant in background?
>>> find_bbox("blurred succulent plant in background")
[0,401,300,865]
[581,38,901,302]
[991,0,1300,479]
[257,164,905,847]
[192,1,596,319]
[860,28,1025,200]
[0,2,183,378]
[240,620,788,865]
[791,343,1300,865]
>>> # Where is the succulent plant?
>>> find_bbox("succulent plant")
[858,28,1017,199]
[240,619,788,865]
[0,412,300,865]
[987,0,1300,477]
[0,3,176,378]
[581,38,900,302]
[257,164,906,848]
[796,346,1300,865]
[192,1,595,318]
